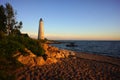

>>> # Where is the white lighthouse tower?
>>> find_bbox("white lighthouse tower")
[38,18,44,40]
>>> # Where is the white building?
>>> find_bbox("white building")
[38,18,44,40]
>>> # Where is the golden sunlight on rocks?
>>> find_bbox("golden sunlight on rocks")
[35,57,45,66]
[42,44,76,58]
[13,44,76,67]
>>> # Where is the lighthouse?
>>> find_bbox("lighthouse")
[38,18,44,40]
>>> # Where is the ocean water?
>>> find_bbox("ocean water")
[51,40,120,58]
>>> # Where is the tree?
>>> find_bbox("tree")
[0,3,23,36]
[18,21,23,30]
[5,3,15,35]
[12,21,23,35]
[0,5,6,32]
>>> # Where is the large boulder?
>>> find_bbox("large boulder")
[17,55,35,66]
[16,48,37,66]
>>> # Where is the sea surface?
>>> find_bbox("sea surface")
[51,40,120,58]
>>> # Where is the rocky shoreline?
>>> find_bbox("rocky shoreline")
[13,44,76,67]
[14,44,120,80]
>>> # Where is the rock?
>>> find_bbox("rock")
[17,55,35,66]
[16,44,76,67]
[24,48,31,53]
[46,58,57,64]
[69,51,76,56]
[16,47,58,66]
[47,46,59,51]
[55,53,62,58]
[35,57,45,66]
[16,48,37,66]
[42,44,49,51]
[29,52,36,57]
[52,46,59,51]
[50,52,57,58]
[24,48,36,57]
[45,51,51,57]
[12,51,21,57]
[62,50,70,58]
[60,53,65,58]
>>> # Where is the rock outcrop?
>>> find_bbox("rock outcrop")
[13,44,76,66]
[42,44,76,59]
[13,48,45,66]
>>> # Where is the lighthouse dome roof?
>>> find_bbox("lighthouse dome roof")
[40,18,43,21]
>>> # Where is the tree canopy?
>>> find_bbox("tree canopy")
[0,3,23,35]
[0,5,6,32]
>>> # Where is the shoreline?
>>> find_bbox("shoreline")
[75,52,120,66]
[15,44,120,79]
[46,43,120,66]
[15,51,120,80]
[49,40,120,58]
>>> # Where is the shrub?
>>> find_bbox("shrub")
[0,34,45,57]
[0,34,45,79]
[0,38,25,57]
[6,35,45,56]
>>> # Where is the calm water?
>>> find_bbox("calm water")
[51,40,120,58]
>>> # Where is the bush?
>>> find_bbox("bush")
[0,37,24,80]
[0,34,45,57]
[0,34,45,79]
[7,35,44,56]
[0,38,25,57]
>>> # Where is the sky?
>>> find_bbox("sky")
[0,0,120,40]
